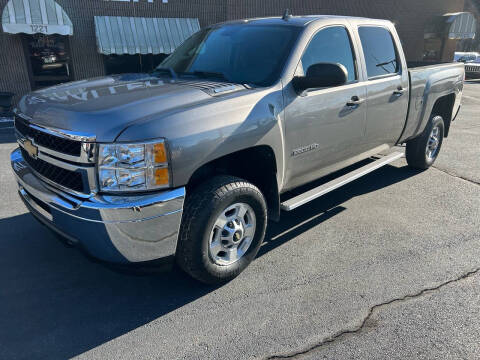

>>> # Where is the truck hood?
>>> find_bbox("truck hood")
[17,73,246,142]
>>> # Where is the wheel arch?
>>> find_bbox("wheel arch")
[431,93,456,138]
[186,145,281,222]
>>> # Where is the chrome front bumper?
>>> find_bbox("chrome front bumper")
[11,148,185,264]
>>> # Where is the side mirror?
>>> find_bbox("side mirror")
[292,63,348,94]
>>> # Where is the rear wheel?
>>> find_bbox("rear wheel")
[176,176,267,284]
[406,115,445,170]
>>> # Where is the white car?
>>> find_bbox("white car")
[454,52,478,61]
[454,52,480,79]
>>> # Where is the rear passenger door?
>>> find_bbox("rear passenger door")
[357,26,409,148]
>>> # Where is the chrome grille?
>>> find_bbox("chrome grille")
[14,113,97,196]
[465,65,480,73]
[15,115,82,156]
[20,148,86,193]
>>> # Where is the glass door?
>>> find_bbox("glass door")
[23,34,73,89]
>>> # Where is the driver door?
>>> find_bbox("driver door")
[284,25,367,190]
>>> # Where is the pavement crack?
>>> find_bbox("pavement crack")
[432,166,480,186]
[264,268,480,359]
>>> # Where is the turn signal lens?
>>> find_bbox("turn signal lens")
[153,142,167,163]
[154,168,169,186]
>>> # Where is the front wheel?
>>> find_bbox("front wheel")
[176,176,267,284]
[406,115,445,170]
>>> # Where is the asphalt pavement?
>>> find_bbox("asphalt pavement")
[0,81,479,360]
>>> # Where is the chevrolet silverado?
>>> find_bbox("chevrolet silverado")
[11,15,464,283]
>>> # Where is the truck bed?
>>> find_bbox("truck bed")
[398,62,464,143]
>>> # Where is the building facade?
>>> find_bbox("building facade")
[458,0,480,51]
[0,0,471,101]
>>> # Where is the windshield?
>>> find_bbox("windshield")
[157,24,302,86]
[458,55,478,63]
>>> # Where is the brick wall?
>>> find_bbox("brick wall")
[57,0,227,83]
[0,0,227,101]
[0,10,31,102]
[0,0,465,101]
[224,0,465,61]
[459,0,480,51]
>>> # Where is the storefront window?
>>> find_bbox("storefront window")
[23,34,73,89]
[423,37,443,61]
[104,54,168,75]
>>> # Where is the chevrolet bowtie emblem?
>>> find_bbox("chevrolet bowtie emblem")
[23,139,38,159]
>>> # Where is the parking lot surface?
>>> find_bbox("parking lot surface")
[0,81,479,360]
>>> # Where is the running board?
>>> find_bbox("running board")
[280,151,404,211]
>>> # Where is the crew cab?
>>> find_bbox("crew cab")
[11,15,464,283]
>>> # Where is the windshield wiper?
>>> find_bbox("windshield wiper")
[187,70,231,82]
[151,67,178,79]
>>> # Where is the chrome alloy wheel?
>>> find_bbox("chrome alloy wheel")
[208,203,256,266]
[426,125,441,160]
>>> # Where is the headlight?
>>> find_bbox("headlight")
[98,140,170,192]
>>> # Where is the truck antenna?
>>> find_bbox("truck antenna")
[282,9,291,21]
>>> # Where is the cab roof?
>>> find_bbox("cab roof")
[219,15,392,27]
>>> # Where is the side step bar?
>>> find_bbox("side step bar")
[280,151,404,211]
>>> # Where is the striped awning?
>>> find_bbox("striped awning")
[1,0,73,35]
[445,12,476,39]
[94,16,200,55]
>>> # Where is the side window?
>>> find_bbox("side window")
[358,27,400,79]
[300,26,357,83]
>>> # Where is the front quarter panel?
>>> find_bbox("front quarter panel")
[116,85,286,189]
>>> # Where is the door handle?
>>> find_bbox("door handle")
[346,96,365,107]
[393,87,406,96]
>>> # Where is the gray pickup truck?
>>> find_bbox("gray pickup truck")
[11,15,464,283]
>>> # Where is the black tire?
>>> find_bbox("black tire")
[406,115,445,170]
[176,176,267,284]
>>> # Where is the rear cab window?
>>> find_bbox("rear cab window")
[358,26,400,79]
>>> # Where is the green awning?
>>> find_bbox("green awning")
[94,16,200,55]
[2,0,73,35]
[445,12,476,39]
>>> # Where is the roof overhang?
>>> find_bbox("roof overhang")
[2,0,73,36]
[94,16,200,55]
